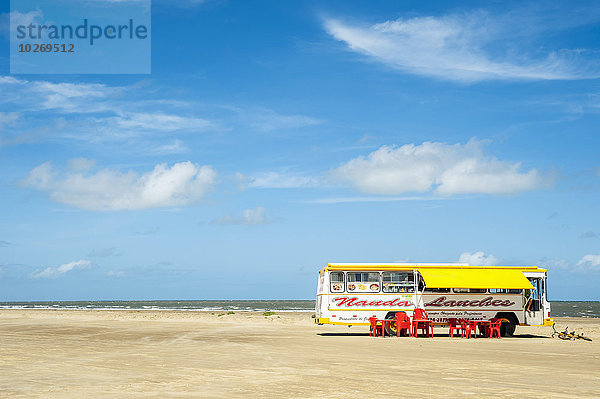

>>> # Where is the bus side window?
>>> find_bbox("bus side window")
[469,289,486,293]
[454,288,487,293]
[453,288,469,293]
[347,272,380,291]
[382,272,414,293]
[330,272,344,292]
[424,287,450,293]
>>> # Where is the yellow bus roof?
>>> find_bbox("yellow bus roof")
[419,267,534,289]
[326,263,546,273]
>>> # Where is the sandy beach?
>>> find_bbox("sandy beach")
[0,310,598,398]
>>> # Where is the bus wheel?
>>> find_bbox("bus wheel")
[495,313,517,337]
[384,312,397,336]
[500,320,516,337]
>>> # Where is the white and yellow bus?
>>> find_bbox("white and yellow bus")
[315,263,552,336]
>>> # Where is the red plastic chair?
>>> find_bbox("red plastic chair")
[468,320,479,339]
[478,320,491,337]
[489,318,502,338]
[448,318,465,338]
[412,308,433,337]
[394,312,412,337]
[458,319,467,337]
[459,319,476,338]
[369,316,383,337]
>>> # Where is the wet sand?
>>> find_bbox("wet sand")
[0,310,598,398]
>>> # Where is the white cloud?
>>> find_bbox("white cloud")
[330,140,547,196]
[68,158,97,171]
[107,270,125,277]
[250,111,322,132]
[307,195,443,204]
[0,76,217,146]
[324,13,600,82]
[0,75,117,113]
[0,76,323,152]
[148,139,189,155]
[0,112,20,128]
[0,76,22,85]
[22,161,217,211]
[33,81,112,111]
[30,259,91,278]
[576,254,600,269]
[222,105,322,132]
[109,112,212,131]
[459,251,500,266]
[541,256,600,273]
[542,258,570,270]
[211,206,272,226]
[247,172,319,188]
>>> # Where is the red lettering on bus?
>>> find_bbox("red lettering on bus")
[424,296,515,307]
[332,297,414,307]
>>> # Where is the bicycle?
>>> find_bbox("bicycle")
[552,323,592,341]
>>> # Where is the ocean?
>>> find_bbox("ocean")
[0,300,598,317]
[0,300,315,313]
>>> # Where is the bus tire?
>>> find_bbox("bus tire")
[495,312,518,337]
[501,321,516,337]
[384,312,397,336]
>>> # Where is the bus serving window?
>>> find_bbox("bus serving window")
[347,272,380,292]
[330,272,344,293]
[382,272,414,293]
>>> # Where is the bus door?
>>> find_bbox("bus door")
[414,270,425,308]
[524,277,544,325]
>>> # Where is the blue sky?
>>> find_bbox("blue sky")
[0,0,599,300]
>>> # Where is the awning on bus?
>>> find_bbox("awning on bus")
[419,268,534,289]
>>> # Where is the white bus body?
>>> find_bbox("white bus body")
[315,263,552,336]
